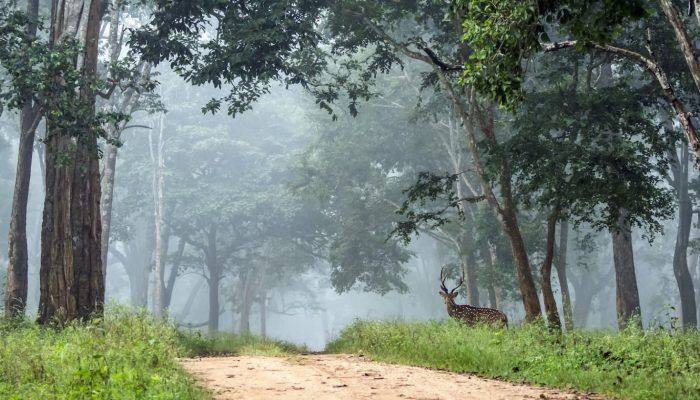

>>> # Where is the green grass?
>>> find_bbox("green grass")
[326,319,700,400]
[177,329,307,357]
[0,306,304,399]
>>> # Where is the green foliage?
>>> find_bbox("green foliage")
[328,319,700,400]
[177,330,307,358]
[452,0,649,108]
[502,53,676,237]
[129,0,330,116]
[0,3,130,153]
[0,306,207,399]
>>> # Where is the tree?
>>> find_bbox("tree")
[452,0,700,164]
[505,51,675,328]
[131,0,548,321]
[0,0,129,322]
[38,0,106,324]
[2,0,40,317]
[99,0,158,282]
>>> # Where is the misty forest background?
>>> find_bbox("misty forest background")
[2,0,700,351]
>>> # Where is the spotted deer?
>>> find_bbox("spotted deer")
[439,268,508,327]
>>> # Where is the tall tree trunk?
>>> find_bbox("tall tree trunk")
[156,230,170,309]
[485,240,503,310]
[239,268,257,335]
[208,266,221,333]
[573,285,595,327]
[541,208,561,329]
[502,207,542,320]
[611,209,642,329]
[259,290,267,338]
[4,0,40,318]
[162,237,185,309]
[123,219,153,308]
[100,140,118,282]
[671,145,698,328]
[38,0,104,324]
[555,220,574,330]
[99,0,122,281]
[150,113,166,317]
[205,224,220,333]
[460,250,479,305]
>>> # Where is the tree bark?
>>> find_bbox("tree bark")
[38,0,104,324]
[259,290,267,338]
[162,236,185,309]
[208,266,221,333]
[659,0,700,96]
[150,113,166,317]
[543,39,700,165]
[112,218,153,308]
[611,209,642,329]
[205,224,221,332]
[485,239,503,310]
[541,208,561,329]
[4,0,40,318]
[670,145,698,328]
[501,206,542,320]
[239,267,258,335]
[554,220,574,330]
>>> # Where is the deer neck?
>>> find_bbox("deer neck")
[447,300,476,314]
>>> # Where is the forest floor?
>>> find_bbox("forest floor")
[179,354,603,400]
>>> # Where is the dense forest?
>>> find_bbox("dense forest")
[1,0,700,356]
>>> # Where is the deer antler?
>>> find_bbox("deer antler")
[452,271,464,294]
[439,266,449,293]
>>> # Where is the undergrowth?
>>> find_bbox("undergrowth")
[0,306,302,399]
[326,319,700,400]
[177,329,307,357]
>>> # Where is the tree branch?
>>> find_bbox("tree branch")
[542,39,700,164]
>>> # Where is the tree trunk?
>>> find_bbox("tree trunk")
[458,236,479,305]
[208,266,221,333]
[485,240,503,310]
[4,0,40,318]
[117,218,153,308]
[162,237,185,309]
[100,139,118,281]
[150,113,166,317]
[239,268,257,335]
[99,0,122,281]
[659,0,700,96]
[611,209,642,329]
[503,207,542,321]
[431,65,541,321]
[259,290,267,338]
[205,224,220,333]
[541,208,561,330]
[671,145,697,328]
[573,285,594,327]
[555,219,574,330]
[487,285,497,309]
[156,230,170,309]
[38,0,104,324]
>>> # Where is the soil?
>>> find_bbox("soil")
[179,354,604,400]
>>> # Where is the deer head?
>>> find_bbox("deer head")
[439,266,462,305]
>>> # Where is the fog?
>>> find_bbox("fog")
[2,1,699,348]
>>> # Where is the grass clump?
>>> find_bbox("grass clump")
[0,306,207,400]
[326,319,700,400]
[178,329,307,357]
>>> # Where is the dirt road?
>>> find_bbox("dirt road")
[180,354,602,400]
